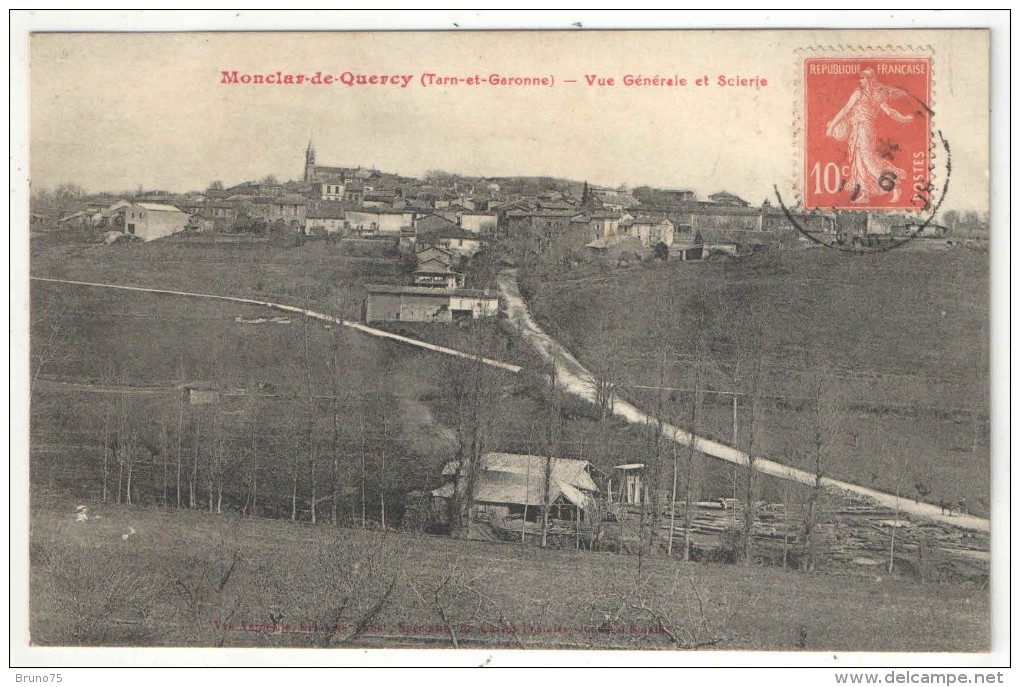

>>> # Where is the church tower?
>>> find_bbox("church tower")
[304,140,316,182]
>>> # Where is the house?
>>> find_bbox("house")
[700,227,798,255]
[98,200,132,229]
[414,262,464,289]
[363,285,498,323]
[498,208,573,240]
[678,202,763,233]
[416,244,455,267]
[598,190,640,212]
[304,203,346,235]
[459,211,498,235]
[250,194,307,229]
[124,203,190,241]
[584,235,645,263]
[708,191,751,207]
[416,217,488,258]
[85,198,117,214]
[414,213,462,235]
[661,189,697,203]
[175,199,204,216]
[433,204,469,224]
[622,216,675,247]
[586,210,622,239]
[318,180,346,202]
[363,190,397,208]
[202,201,237,227]
[344,180,366,206]
[432,452,600,522]
[760,199,835,234]
[346,208,414,237]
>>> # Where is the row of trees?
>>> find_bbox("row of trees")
[64,317,433,528]
[581,274,857,570]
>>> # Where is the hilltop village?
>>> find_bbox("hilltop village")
[41,142,972,327]
[28,142,991,650]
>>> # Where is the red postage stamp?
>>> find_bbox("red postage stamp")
[803,56,932,211]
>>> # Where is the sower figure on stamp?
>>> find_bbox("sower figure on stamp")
[825,68,914,204]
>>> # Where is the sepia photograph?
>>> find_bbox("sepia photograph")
[10,11,1007,672]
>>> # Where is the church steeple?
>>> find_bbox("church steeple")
[304,140,316,182]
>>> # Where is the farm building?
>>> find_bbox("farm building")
[363,284,498,323]
[179,381,221,405]
[672,242,704,261]
[124,203,190,241]
[432,452,600,521]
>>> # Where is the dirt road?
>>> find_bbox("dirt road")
[31,274,989,533]
[30,276,521,374]
[496,269,990,534]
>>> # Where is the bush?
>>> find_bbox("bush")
[34,542,162,645]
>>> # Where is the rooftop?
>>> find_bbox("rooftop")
[365,284,496,298]
[135,202,186,213]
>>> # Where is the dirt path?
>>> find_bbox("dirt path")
[30,276,521,374]
[31,274,989,534]
[496,269,990,534]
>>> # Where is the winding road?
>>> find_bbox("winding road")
[32,274,989,533]
[496,269,990,534]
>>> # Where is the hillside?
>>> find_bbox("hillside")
[521,245,991,516]
[29,494,989,651]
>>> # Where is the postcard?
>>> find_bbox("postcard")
[12,14,1004,673]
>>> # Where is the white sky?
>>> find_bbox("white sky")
[28,28,989,210]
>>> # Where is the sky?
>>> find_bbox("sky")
[27,29,989,210]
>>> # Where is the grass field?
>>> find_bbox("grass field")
[28,240,814,530]
[29,494,990,651]
[31,235,990,520]
[521,245,991,516]
[23,235,993,652]
[31,235,407,320]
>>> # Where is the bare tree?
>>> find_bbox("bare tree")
[887,443,907,575]
[190,412,200,509]
[243,390,260,517]
[587,321,622,420]
[737,318,768,566]
[801,369,845,572]
[101,405,111,503]
[160,411,169,508]
[30,292,72,398]
[541,362,559,548]
[175,363,185,509]
[670,350,707,562]
[312,533,404,647]
[441,326,514,537]
[297,313,316,523]
[359,407,368,528]
[112,394,141,505]
[330,341,346,526]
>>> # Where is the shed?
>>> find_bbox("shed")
[609,463,648,505]
[433,452,599,521]
[180,381,220,405]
